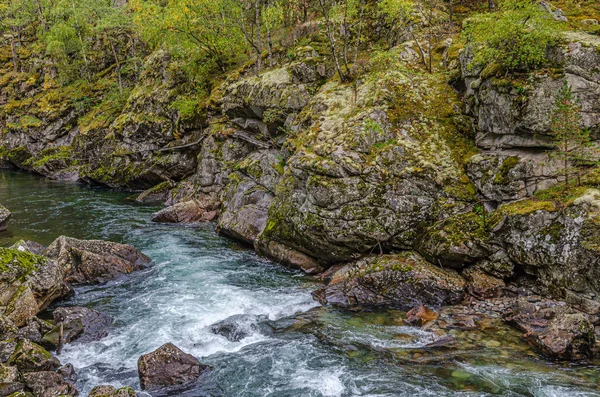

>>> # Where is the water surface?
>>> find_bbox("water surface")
[1,170,599,396]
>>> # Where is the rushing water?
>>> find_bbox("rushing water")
[1,169,599,397]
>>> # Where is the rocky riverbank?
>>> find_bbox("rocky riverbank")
[2,2,600,374]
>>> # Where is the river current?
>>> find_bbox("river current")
[1,169,599,397]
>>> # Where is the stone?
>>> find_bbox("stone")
[8,242,47,256]
[0,364,24,396]
[504,298,596,360]
[210,315,258,342]
[22,371,77,397]
[57,364,77,382]
[44,236,150,284]
[8,339,60,373]
[314,253,466,310]
[462,267,504,299]
[18,318,53,344]
[137,343,208,391]
[151,200,217,224]
[0,341,17,363]
[0,316,18,341]
[88,385,136,397]
[42,307,112,350]
[403,304,439,327]
[0,205,11,231]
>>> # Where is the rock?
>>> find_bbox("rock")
[22,371,77,397]
[8,339,60,373]
[88,385,136,397]
[314,253,466,310]
[462,267,504,299]
[44,236,150,284]
[257,59,475,267]
[0,341,17,363]
[42,307,112,350]
[0,205,11,231]
[0,364,24,396]
[539,1,568,21]
[8,241,46,257]
[57,363,76,382]
[404,304,439,326]
[18,318,53,344]
[210,315,260,342]
[255,240,323,274]
[137,343,208,391]
[460,37,600,150]
[417,211,491,269]
[0,248,71,326]
[134,181,176,204]
[504,298,596,360]
[0,316,18,341]
[151,200,217,224]
[491,195,600,308]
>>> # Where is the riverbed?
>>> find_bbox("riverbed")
[1,169,599,396]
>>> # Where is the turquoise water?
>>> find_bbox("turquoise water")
[1,169,599,397]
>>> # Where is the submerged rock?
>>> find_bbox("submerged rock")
[210,314,262,342]
[0,204,11,231]
[404,304,440,327]
[314,253,466,310]
[44,236,150,284]
[88,385,136,397]
[42,307,112,350]
[137,343,208,391]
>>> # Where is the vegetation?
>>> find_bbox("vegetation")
[463,0,562,73]
[550,81,598,192]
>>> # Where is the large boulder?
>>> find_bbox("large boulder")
[313,252,466,310]
[0,248,71,326]
[137,343,208,391]
[257,58,476,267]
[151,199,218,224]
[42,307,112,350]
[0,364,24,396]
[0,204,10,231]
[504,298,596,360]
[44,236,150,284]
[88,385,136,397]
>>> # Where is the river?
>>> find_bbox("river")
[1,169,599,397]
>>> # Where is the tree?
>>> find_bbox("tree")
[378,0,414,49]
[550,81,596,191]
[463,0,561,74]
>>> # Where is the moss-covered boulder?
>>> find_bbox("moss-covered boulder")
[8,339,60,373]
[0,248,71,326]
[0,364,24,396]
[258,60,476,265]
[22,371,77,396]
[314,252,466,310]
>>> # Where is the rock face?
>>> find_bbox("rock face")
[0,204,10,231]
[504,298,596,360]
[151,199,218,224]
[137,343,208,391]
[44,236,150,284]
[314,253,466,310]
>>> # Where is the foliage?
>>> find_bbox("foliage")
[549,81,598,192]
[463,0,562,73]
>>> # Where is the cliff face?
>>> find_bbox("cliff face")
[2,20,600,318]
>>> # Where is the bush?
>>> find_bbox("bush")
[463,0,562,73]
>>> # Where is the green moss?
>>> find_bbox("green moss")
[0,248,46,282]
[24,146,72,169]
[493,156,519,184]
[500,199,556,216]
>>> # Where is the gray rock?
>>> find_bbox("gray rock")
[88,385,136,397]
[42,307,112,350]
[22,371,77,397]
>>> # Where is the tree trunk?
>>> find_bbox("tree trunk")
[255,0,263,72]
[109,38,123,93]
[9,30,19,72]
